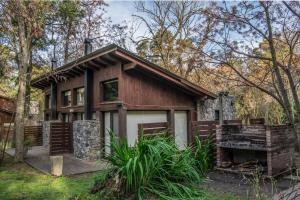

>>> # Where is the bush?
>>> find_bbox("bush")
[192,136,213,176]
[93,131,212,200]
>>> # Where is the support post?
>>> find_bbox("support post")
[84,68,93,120]
[167,109,175,137]
[118,106,127,139]
[187,110,193,145]
[50,82,57,120]
[84,38,93,120]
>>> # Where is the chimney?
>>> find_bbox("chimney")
[51,59,57,71]
[84,38,93,55]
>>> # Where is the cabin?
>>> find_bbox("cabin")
[0,95,15,125]
[31,42,218,160]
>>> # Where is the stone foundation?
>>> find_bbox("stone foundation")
[73,120,101,161]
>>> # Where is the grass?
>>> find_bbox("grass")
[0,155,242,200]
[0,155,98,200]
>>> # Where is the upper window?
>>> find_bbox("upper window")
[62,90,71,107]
[75,87,84,106]
[215,110,220,121]
[102,79,118,101]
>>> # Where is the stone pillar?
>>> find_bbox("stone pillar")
[73,120,101,161]
[42,121,51,150]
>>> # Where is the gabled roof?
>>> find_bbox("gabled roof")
[31,44,216,99]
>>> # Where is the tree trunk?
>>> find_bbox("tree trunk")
[262,2,294,123]
[286,69,300,124]
[63,22,72,64]
[14,0,31,162]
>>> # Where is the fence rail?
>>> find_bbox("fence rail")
[24,126,42,146]
[49,122,73,155]
[138,122,169,137]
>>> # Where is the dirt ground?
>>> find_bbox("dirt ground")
[202,170,299,200]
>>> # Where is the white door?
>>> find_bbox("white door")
[104,112,119,156]
[174,111,188,150]
[126,111,167,147]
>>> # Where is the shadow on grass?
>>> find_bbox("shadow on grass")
[0,155,100,200]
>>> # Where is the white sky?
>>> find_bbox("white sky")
[105,0,149,50]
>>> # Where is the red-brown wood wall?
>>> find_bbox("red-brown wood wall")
[45,62,198,113]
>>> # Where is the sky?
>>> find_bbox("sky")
[105,0,149,49]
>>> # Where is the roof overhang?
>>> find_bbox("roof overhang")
[31,44,217,99]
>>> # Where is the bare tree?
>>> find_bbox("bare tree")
[204,1,300,125]
[134,1,217,78]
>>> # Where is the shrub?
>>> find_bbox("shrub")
[96,131,209,199]
[192,136,213,176]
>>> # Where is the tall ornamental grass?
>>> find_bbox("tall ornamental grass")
[100,132,212,199]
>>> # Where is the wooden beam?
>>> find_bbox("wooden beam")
[123,62,137,71]
[187,110,193,145]
[99,55,117,65]
[167,109,175,137]
[50,82,57,120]
[104,53,120,64]
[118,107,127,139]
[84,68,93,120]
[92,58,108,67]
[85,61,101,71]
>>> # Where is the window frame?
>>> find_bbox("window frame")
[62,90,72,107]
[75,87,85,106]
[100,78,119,102]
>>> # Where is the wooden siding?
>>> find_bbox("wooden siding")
[92,63,122,109]
[45,63,198,113]
[0,96,15,124]
[121,71,196,109]
[0,111,13,124]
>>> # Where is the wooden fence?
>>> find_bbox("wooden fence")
[192,120,218,142]
[24,126,42,146]
[138,122,169,137]
[49,122,73,155]
[0,125,42,147]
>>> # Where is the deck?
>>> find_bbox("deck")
[6,146,109,176]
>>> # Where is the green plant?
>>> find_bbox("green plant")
[100,131,206,200]
[192,136,213,176]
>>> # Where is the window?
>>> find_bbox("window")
[102,79,118,101]
[62,113,69,122]
[92,112,96,120]
[62,90,71,107]
[76,112,85,120]
[215,110,220,121]
[75,87,84,105]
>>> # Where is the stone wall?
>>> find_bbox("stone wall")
[42,120,61,151]
[197,93,235,121]
[42,121,51,150]
[73,120,101,161]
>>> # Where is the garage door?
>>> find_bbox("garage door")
[127,111,167,147]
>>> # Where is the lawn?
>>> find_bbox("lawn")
[0,155,242,200]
